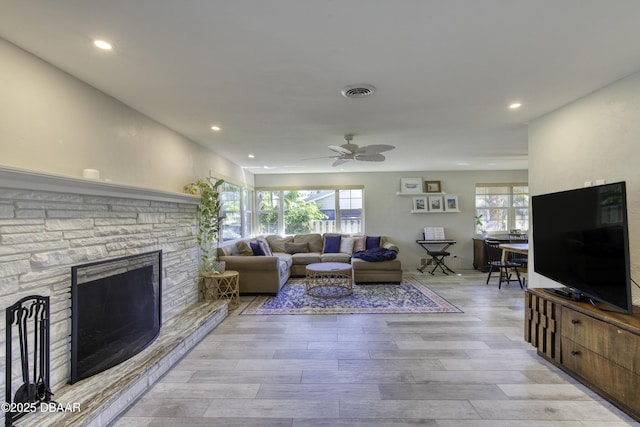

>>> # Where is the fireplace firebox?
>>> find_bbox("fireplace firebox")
[70,251,162,384]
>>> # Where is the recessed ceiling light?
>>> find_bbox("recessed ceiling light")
[94,40,113,50]
[248,154,255,159]
[509,102,522,109]
[210,126,221,131]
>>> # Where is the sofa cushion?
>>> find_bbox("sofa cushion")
[352,235,366,252]
[285,242,309,254]
[323,235,341,253]
[320,252,351,263]
[294,233,323,253]
[340,236,354,254]
[366,235,382,249]
[250,241,265,256]
[236,240,254,256]
[352,257,402,271]
[266,235,293,253]
[290,252,321,265]
[274,252,293,269]
[257,239,273,256]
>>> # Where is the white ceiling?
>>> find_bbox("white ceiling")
[2,1,640,174]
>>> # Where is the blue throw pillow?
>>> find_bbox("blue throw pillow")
[250,241,265,256]
[366,236,381,250]
[323,235,342,253]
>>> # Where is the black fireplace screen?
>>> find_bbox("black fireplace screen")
[70,250,162,384]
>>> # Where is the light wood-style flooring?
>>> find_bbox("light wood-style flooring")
[113,271,639,426]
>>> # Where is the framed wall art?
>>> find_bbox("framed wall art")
[412,196,427,212]
[445,195,459,212]
[424,180,441,193]
[400,178,423,194]
[428,195,444,212]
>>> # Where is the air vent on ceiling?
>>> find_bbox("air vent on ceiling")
[341,84,376,98]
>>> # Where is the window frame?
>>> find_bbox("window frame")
[255,186,365,235]
[475,183,529,234]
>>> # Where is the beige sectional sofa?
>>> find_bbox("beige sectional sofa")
[216,233,402,295]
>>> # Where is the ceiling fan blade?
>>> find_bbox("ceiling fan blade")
[356,144,396,155]
[355,153,385,162]
[332,158,350,167]
[328,145,352,155]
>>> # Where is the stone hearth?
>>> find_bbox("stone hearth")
[19,300,227,426]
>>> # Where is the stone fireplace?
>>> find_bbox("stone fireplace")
[70,250,162,384]
[0,167,227,426]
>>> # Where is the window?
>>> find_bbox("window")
[220,182,253,241]
[475,184,529,233]
[256,187,364,235]
[257,190,280,235]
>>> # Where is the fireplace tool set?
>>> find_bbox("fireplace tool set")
[5,295,53,427]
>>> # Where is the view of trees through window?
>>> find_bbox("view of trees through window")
[475,184,529,233]
[257,188,363,235]
[219,182,243,241]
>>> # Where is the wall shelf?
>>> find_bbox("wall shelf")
[397,190,460,213]
[410,210,459,214]
[396,192,446,196]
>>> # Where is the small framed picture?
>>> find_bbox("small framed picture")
[428,195,444,212]
[424,180,441,193]
[413,196,427,211]
[445,195,459,211]
[400,177,423,194]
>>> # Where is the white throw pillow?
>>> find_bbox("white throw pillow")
[340,236,355,254]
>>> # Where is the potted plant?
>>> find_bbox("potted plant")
[185,177,226,276]
[474,214,486,236]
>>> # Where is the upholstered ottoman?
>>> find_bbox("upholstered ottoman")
[351,258,402,284]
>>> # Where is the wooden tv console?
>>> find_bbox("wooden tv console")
[525,289,640,421]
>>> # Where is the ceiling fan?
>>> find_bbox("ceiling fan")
[326,135,395,167]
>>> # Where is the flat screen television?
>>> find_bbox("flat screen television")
[532,181,633,314]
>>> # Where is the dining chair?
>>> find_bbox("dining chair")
[484,239,523,289]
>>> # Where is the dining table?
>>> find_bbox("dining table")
[498,242,528,263]
[499,242,528,286]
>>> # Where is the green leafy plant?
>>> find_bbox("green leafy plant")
[474,214,485,234]
[185,177,225,273]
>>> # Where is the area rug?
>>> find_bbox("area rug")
[240,276,462,315]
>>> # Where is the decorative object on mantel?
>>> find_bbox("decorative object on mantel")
[424,180,441,193]
[82,168,100,179]
[184,177,226,279]
[400,177,423,194]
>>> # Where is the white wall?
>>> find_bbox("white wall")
[256,169,528,271]
[0,37,253,191]
[529,71,640,306]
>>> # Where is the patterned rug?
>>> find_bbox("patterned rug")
[240,276,462,315]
